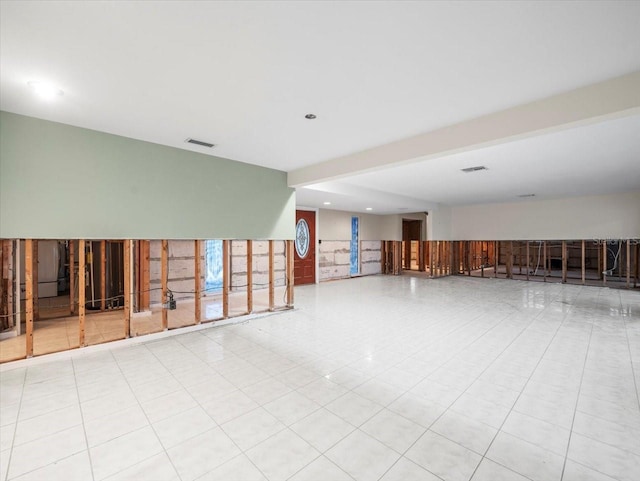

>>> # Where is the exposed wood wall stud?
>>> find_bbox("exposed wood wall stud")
[123,239,131,337]
[101,240,106,311]
[562,241,567,283]
[194,240,201,323]
[161,239,168,330]
[581,240,586,285]
[247,240,253,312]
[223,240,230,317]
[286,240,294,307]
[33,240,39,321]
[79,239,86,347]
[25,239,34,357]
[268,240,274,311]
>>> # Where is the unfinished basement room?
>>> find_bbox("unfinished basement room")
[0,1,639,481]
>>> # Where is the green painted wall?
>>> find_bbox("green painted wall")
[0,111,295,240]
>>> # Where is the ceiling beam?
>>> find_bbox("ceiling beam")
[288,71,640,188]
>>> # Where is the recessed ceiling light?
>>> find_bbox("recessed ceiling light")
[365,207,373,211]
[27,81,63,100]
[323,201,331,205]
[305,114,317,119]
[461,166,487,173]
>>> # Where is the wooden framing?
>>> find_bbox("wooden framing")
[247,240,253,312]
[33,240,39,321]
[161,239,168,330]
[505,242,513,279]
[286,239,294,308]
[268,240,275,311]
[543,241,547,282]
[494,241,499,278]
[25,239,34,357]
[69,240,75,315]
[561,241,567,283]
[626,240,631,288]
[418,241,425,272]
[603,241,607,286]
[123,240,131,337]
[79,239,86,347]
[525,241,530,281]
[581,240,586,285]
[1,240,14,331]
[100,240,107,311]
[223,240,230,317]
[136,240,151,311]
[633,242,640,288]
[194,240,202,323]
[193,240,202,324]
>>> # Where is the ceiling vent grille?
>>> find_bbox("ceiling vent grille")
[460,166,487,173]
[185,138,215,148]
[518,194,536,198]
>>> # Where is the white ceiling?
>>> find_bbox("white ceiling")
[1,1,640,213]
[299,114,640,214]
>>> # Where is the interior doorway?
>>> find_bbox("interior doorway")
[402,219,422,270]
[294,210,316,285]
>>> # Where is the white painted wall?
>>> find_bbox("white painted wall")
[448,191,640,240]
[426,207,452,241]
[318,209,388,240]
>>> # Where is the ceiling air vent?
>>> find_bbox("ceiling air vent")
[518,194,536,198]
[460,166,487,173]
[185,138,215,148]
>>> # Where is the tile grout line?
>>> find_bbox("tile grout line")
[556,286,595,481]
[2,367,26,481]
[108,343,185,481]
[376,282,559,481]
[620,289,640,414]
[71,356,96,481]
[468,284,585,481]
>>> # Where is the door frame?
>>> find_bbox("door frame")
[296,206,319,284]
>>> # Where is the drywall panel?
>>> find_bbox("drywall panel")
[427,207,452,241]
[450,192,640,240]
[0,111,295,240]
[318,209,388,240]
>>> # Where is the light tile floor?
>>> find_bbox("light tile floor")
[0,275,639,481]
